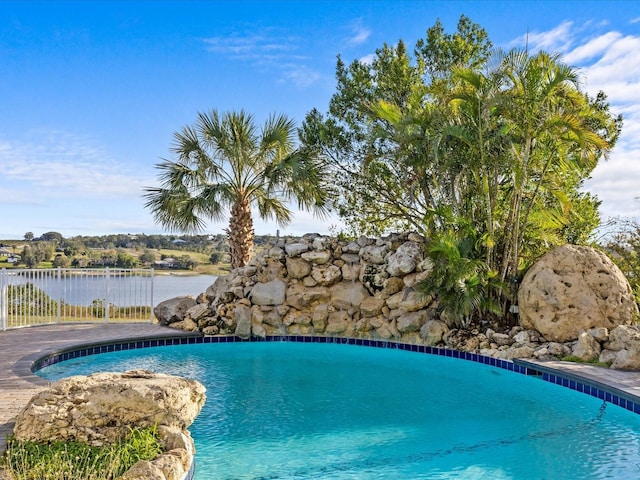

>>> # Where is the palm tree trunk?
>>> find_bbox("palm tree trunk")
[227,196,254,269]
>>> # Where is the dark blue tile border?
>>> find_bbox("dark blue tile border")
[31,334,640,416]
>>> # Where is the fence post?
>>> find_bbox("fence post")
[57,266,62,324]
[0,269,6,331]
[104,267,110,323]
[149,268,155,323]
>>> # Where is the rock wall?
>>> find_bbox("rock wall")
[156,234,640,368]
[157,232,446,344]
[13,370,206,480]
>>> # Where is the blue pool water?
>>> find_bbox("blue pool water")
[38,342,640,479]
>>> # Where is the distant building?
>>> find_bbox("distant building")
[154,258,178,269]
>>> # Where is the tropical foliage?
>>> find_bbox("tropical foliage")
[602,216,640,304]
[145,110,331,268]
[302,16,621,325]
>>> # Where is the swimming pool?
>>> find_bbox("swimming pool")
[38,341,640,479]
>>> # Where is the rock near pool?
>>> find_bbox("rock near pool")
[13,370,206,446]
[518,244,638,343]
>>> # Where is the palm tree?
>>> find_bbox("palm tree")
[144,109,330,269]
[498,50,613,284]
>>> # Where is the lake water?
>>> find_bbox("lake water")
[152,274,218,303]
[2,271,218,306]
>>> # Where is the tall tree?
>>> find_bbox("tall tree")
[304,17,621,325]
[145,110,330,268]
[302,15,493,236]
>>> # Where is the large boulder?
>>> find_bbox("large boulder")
[154,296,197,325]
[13,370,206,446]
[518,244,638,342]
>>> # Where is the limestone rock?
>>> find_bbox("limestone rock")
[360,297,385,318]
[572,331,601,361]
[185,303,209,321]
[518,244,638,342]
[326,310,350,334]
[396,310,427,333]
[360,245,389,264]
[312,304,330,332]
[252,321,267,338]
[606,325,640,370]
[154,297,197,325]
[234,304,252,339]
[330,281,369,310]
[284,243,309,257]
[341,263,360,281]
[343,241,361,254]
[605,325,640,351]
[286,284,331,310]
[170,318,198,332]
[513,330,531,345]
[587,327,609,342]
[250,279,286,306]
[286,257,312,279]
[386,241,422,276]
[611,348,640,371]
[301,250,332,265]
[120,460,166,480]
[311,264,342,286]
[495,346,535,360]
[492,333,513,347]
[359,263,388,293]
[205,275,233,303]
[13,370,206,446]
[420,319,449,346]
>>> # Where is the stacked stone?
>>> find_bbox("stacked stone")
[156,232,452,345]
[155,236,640,369]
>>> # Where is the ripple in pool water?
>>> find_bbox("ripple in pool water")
[38,342,640,480]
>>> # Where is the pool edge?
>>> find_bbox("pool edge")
[32,334,640,415]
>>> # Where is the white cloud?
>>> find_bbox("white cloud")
[560,27,640,219]
[347,21,371,46]
[0,131,149,200]
[359,53,375,66]
[509,20,640,220]
[202,29,320,89]
[510,20,575,53]
[203,33,296,59]
[563,31,621,63]
[280,64,321,89]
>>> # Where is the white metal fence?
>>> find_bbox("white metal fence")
[0,268,155,330]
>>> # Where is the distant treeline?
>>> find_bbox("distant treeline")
[0,232,281,269]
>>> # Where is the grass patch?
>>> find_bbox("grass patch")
[560,355,612,368]
[2,426,162,480]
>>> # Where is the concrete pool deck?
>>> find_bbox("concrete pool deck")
[2,324,640,476]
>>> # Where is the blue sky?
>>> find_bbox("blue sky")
[1,1,640,239]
